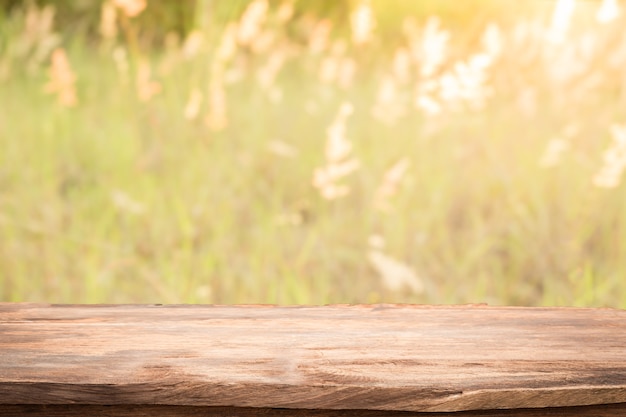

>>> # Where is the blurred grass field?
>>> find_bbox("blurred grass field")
[1,0,625,307]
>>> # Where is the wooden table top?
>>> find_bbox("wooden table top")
[1,303,625,414]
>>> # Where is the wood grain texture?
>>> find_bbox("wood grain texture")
[1,304,625,413]
[2,403,626,417]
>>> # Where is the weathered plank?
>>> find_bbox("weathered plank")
[2,403,626,417]
[0,304,625,414]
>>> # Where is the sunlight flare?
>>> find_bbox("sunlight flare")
[596,0,621,23]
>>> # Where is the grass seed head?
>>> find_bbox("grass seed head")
[99,1,118,40]
[113,0,147,18]
[350,0,376,45]
[44,48,78,107]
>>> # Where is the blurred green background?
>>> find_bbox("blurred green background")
[1,0,625,307]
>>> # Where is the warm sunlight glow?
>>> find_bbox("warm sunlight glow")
[596,0,621,23]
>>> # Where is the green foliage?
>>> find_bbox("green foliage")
[1,0,625,307]
[1,0,542,42]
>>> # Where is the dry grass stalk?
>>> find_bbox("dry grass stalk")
[548,0,576,44]
[410,17,449,78]
[392,48,412,84]
[350,0,375,45]
[216,24,238,64]
[309,20,332,54]
[318,40,349,86]
[238,0,268,47]
[540,125,578,168]
[111,190,145,215]
[257,49,287,91]
[367,242,424,294]
[374,158,410,211]
[112,0,146,18]
[313,103,359,200]
[372,75,406,125]
[184,88,203,121]
[593,124,626,188]
[276,1,295,23]
[99,1,118,40]
[205,77,228,131]
[182,30,204,60]
[112,46,130,81]
[136,58,161,102]
[13,3,60,73]
[43,48,78,107]
[336,57,357,90]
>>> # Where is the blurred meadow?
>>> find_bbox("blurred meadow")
[1,0,625,307]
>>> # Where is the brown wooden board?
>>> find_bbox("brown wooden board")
[1,304,625,414]
[1,403,626,417]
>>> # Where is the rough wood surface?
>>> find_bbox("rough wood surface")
[2,403,626,417]
[1,304,625,413]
